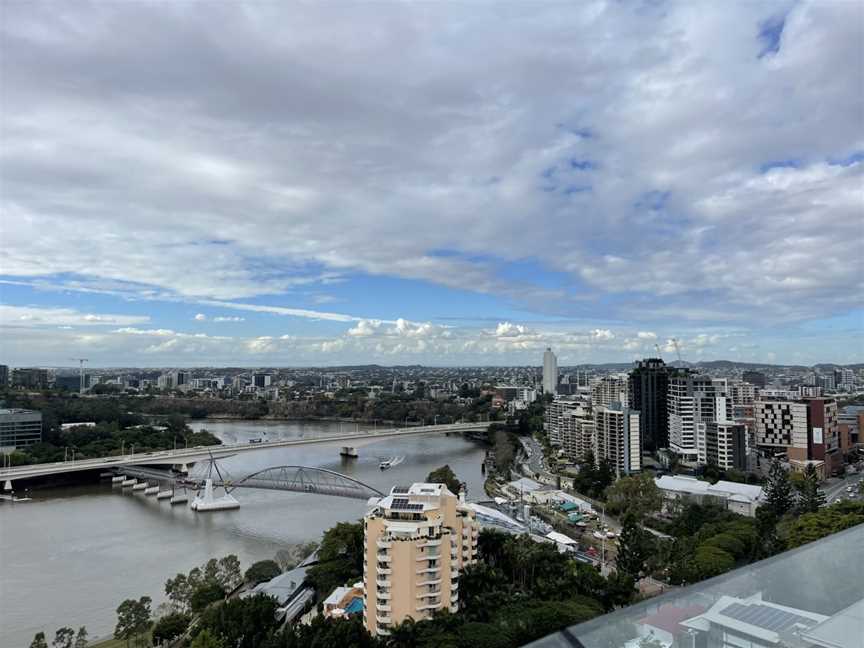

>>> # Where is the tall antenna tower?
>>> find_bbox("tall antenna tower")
[70,358,88,394]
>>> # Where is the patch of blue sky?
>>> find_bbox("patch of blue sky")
[634,190,671,210]
[828,151,864,167]
[759,159,801,173]
[757,13,787,58]
[569,158,596,171]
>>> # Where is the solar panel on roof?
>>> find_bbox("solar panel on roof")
[720,602,817,632]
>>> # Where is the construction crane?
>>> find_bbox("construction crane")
[654,343,663,360]
[70,358,88,395]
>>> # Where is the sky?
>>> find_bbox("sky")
[0,1,862,368]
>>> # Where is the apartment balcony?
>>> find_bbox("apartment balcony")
[416,552,439,561]
[377,552,392,562]
[376,539,392,550]
[377,590,391,599]
[419,538,442,548]
[451,591,459,602]
[416,589,441,598]
[376,613,392,625]
[416,566,441,575]
[377,566,392,575]
[377,603,392,612]
[416,577,442,586]
[417,601,442,611]
[377,628,391,637]
[376,578,391,588]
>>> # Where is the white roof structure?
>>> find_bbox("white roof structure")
[655,475,712,495]
[508,477,543,492]
[546,530,578,545]
[323,586,352,607]
[469,502,525,532]
[655,475,764,504]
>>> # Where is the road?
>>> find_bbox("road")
[519,436,548,475]
[0,421,488,484]
[824,465,864,503]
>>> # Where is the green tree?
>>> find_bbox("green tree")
[165,573,193,612]
[151,613,190,645]
[798,463,827,513]
[605,473,662,520]
[763,460,795,518]
[493,429,515,473]
[30,632,48,648]
[615,513,653,578]
[244,559,282,584]
[190,581,226,614]
[426,465,462,495]
[189,629,224,648]
[306,522,364,599]
[53,628,75,648]
[197,594,279,648]
[73,627,89,648]
[217,554,243,591]
[114,597,152,648]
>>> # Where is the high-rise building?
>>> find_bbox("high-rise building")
[11,368,50,390]
[742,371,767,388]
[704,421,747,471]
[667,371,715,462]
[253,372,273,388]
[730,380,758,406]
[559,405,594,461]
[544,398,582,446]
[629,358,669,452]
[835,368,855,389]
[0,408,43,451]
[363,483,477,637]
[593,403,641,476]
[0,364,8,387]
[590,375,629,408]
[542,348,558,396]
[754,398,840,474]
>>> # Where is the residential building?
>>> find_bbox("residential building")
[0,364,8,386]
[628,358,669,452]
[754,398,841,474]
[11,368,50,390]
[559,405,594,461]
[835,367,855,389]
[157,373,174,390]
[593,403,641,476]
[363,483,478,637]
[590,374,629,408]
[704,421,747,471]
[0,408,43,451]
[667,371,719,462]
[544,398,582,446]
[729,380,758,406]
[542,347,558,395]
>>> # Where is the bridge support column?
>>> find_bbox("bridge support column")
[4,479,12,492]
[340,446,358,458]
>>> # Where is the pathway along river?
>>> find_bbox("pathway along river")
[0,420,488,647]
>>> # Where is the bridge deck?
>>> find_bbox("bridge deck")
[0,422,488,483]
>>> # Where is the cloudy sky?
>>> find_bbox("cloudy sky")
[1,1,862,367]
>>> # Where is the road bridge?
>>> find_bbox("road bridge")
[0,422,488,488]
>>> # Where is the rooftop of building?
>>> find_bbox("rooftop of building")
[367,482,459,515]
[0,408,41,416]
[655,475,764,502]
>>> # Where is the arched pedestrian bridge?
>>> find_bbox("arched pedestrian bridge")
[117,464,384,501]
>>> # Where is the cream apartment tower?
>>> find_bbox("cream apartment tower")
[363,483,478,636]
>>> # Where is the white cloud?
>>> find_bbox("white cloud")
[637,331,657,340]
[194,313,207,321]
[0,305,150,327]
[591,329,615,341]
[347,319,382,337]
[0,0,860,363]
[213,316,244,322]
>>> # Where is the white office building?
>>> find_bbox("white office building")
[594,403,641,476]
[590,374,630,408]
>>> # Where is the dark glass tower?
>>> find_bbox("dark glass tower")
[629,358,670,452]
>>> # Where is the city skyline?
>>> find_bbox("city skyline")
[1,2,862,367]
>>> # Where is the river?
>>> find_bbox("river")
[0,420,488,647]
